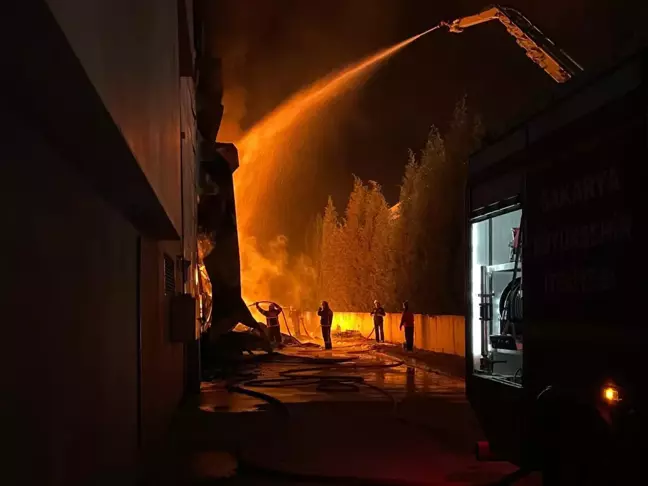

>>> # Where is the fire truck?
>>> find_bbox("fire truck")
[444,5,647,484]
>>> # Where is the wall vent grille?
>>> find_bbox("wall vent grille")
[164,254,175,295]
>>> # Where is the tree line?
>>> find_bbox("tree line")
[303,97,483,315]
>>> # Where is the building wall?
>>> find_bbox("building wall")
[42,0,193,449]
[139,239,185,450]
[2,95,187,486]
[180,76,199,297]
[2,1,196,483]
[2,113,139,484]
[45,0,183,234]
[301,312,466,357]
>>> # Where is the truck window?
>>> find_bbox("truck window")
[470,208,523,386]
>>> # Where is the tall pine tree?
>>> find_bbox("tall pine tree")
[340,177,367,309]
[364,180,394,310]
[320,196,344,307]
[392,97,483,314]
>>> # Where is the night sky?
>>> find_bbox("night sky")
[208,0,647,235]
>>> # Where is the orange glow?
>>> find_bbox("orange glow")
[602,385,620,404]
[330,314,374,334]
[232,26,440,304]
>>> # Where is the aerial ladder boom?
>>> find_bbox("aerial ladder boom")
[442,5,584,83]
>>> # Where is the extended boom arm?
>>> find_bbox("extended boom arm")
[442,5,583,83]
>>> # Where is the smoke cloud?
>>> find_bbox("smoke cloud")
[212,0,400,141]
[217,46,247,143]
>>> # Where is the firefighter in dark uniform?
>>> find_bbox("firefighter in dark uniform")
[370,300,386,343]
[256,302,283,345]
[317,301,334,350]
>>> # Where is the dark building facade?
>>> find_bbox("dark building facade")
[1,1,219,483]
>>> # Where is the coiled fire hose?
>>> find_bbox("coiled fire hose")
[226,353,401,418]
[239,359,402,408]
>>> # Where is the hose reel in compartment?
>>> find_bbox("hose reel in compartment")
[497,220,523,342]
[500,276,523,338]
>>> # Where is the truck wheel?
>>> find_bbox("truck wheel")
[536,395,614,485]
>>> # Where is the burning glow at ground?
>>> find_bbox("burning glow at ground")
[231,26,440,306]
[282,311,377,339]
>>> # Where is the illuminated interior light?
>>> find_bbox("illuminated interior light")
[471,224,482,359]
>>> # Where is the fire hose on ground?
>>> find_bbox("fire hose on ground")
[230,359,401,413]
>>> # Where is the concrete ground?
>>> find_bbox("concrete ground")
[141,335,540,485]
[373,343,466,379]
